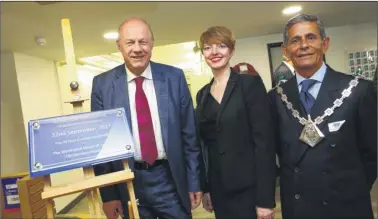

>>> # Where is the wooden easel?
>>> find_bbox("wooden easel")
[41,19,139,219]
[42,160,138,219]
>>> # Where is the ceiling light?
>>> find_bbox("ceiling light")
[103,32,118,40]
[282,6,302,15]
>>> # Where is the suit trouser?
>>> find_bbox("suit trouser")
[129,160,191,219]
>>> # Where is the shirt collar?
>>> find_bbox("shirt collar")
[296,62,327,86]
[126,63,152,82]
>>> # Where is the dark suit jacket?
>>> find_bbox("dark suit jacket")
[90,62,202,213]
[273,61,294,87]
[196,69,276,208]
[269,66,377,219]
[373,67,377,92]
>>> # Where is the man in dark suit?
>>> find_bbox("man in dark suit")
[91,18,203,219]
[272,56,295,87]
[269,14,377,219]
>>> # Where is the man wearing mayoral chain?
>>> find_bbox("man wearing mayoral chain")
[269,14,377,219]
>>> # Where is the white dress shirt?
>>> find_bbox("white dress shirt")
[125,64,166,161]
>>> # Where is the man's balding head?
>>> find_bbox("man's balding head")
[118,18,154,42]
[116,18,154,76]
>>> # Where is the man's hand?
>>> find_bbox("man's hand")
[102,200,124,219]
[189,191,203,209]
[256,207,274,219]
[202,193,213,213]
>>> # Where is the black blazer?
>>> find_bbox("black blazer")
[273,61,294,87]
[373,67,377,92]
[269,66,377,219]
[196,69,276,208]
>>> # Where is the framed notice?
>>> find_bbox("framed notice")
[1,173,27,214]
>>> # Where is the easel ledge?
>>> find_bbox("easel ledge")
[40,160,139,219]
[41,168,134,200]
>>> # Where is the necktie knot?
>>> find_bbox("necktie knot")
[301,79,317,93]
[135,77,145,88]
[300,79,317,114]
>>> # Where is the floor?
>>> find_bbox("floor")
[58,183,377,219]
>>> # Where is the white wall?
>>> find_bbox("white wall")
[13,53,63,133]
[16,53,88,213]
[151,41,213,106]
[0,52,29,175]
[231,22,377,89]
[4,52,86,213]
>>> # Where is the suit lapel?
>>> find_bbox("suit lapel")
[280,77,309,164]
[112,65,135,170]
[112,65,132,131]
[216,70,238,127]
[151,62,169,153]
[281,77,307,119]
[196,81,212,116]
[195,81,212,135]
[196,79,214,117]
[310,67,341,130]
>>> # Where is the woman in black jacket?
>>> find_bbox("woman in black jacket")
[196,26,276,219]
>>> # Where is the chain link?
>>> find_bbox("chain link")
[276,76,362,126]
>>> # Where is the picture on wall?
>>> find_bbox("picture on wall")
[348,49,377,80]
[355,52,361,58]
[349,53,354,59]
[370,64,376,71]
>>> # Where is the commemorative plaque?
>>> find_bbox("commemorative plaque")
[28,108,134,178]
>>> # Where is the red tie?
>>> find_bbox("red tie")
[134,77,158,164]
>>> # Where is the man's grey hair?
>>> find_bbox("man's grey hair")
[283,14,326,46]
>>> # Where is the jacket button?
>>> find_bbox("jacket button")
[294,194,300,200]
[330,144,336,148]
[323,200,329,205]
[220,152,225,156]
[322,171,328,175]
[294,167,299,173]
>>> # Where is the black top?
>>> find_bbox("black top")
[199,94,221,174]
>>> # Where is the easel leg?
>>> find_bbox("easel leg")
[83,167,102,218]
[126,181,139,219]
[46,201,55,219]
[122,160,139,219]
[86,190,96,218]
[92,188,103,217]
[44,176,55,219]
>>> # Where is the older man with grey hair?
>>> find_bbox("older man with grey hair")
[92,18,203,219]
[269,14,377,219]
